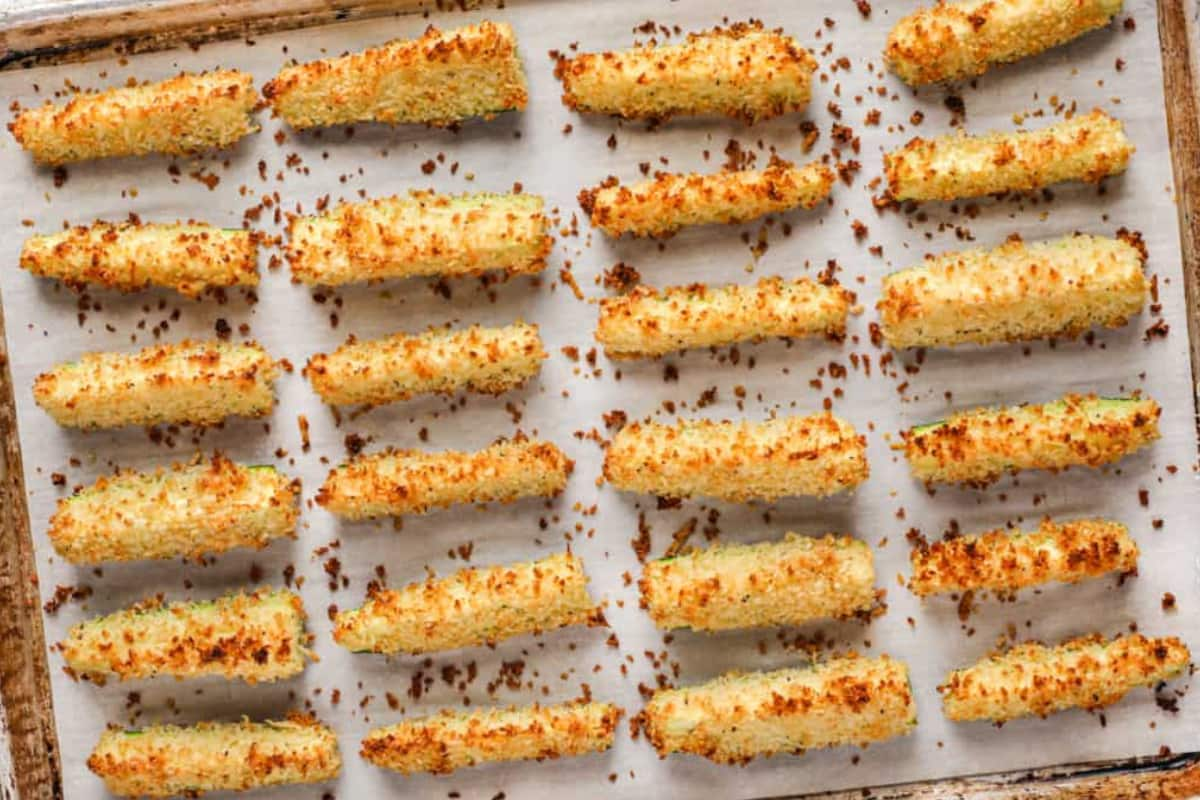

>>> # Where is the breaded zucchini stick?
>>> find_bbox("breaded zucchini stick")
[884,109,1132,202]
[597,277,851,359]
[263,21,527,128]
[287,191,550,285]
[604,414,868,502]
[61,589,311,683]
[555,21,816,123]
[903,394,1160,486]
[361,702,621,775]
[639,533,876,632]
[878,233,1148,348]
[579,160,834,238]
[10,70,258,165]
[304,322,546,406]
[317,438,572,519]
[333,552,600,654]
[909,517,1138,597]
[941,633,1190,723]
[886,0,1124,86]
[48,454,298,564]
[88,714,341,798]
[34,339,278,429]
[20,221,258,298]
[641,656,916,763]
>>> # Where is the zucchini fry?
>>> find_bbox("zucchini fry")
[941,633,1190,723]
[317,438,572,519]
[641,656,916,763]
[34,339,277,429]
[909,517,1138,597]
[287,191,550,286]
[879,233,1147,348]
[10,70,258,165]
[639,533,876,632]
[304,322,546,406]
[88,714,340,798]
[264,21,527,128]
[61,589,311,683]
[333,552,600,655]
[604,414,868,502]
[579,160,833,238]
[20,221,257,298]
[886,0,1124,86]
[555,21,816,123]
[361,702,621,775]
[884,109,1132,202]
[597,277,851,359]
[903,394,1160,486]
[48,454,298,565]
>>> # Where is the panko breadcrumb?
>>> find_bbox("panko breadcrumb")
[361,702,621,775]
[640,655,916,763]
[555,21,816,123]
[333,552,601,655]
[941,633,1190,723]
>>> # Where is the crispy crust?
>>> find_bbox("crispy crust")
[596,277,851,359]
[878,233,1147,348]
[555,21,816,123]
[908,517,1139,597]
[361,702,621,775]
[640,656,916,764]
[941,633,1190,722]
[61,588,311,684]
[263,21,528,128]
[88,714,341,797]
[885,0,1124,86]
[603,414,869,502]
[316,438,573,519]
[304,322,547,406]
[580,161,834,238]
[33,339,278,429]
[9,70,258,165]
[883,109,1133,202]
[903,394,1161,486]
[639,533,876,632]
[333,552,601,655]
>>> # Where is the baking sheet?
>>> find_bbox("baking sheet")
[0,0,1197,797]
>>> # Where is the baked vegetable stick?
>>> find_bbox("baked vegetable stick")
[9,70,258,165]
[604,414,868,502]
[286,191,550,286]
[641,656,916,763]
[33,339,278,429]
[579,161,834,238]
[909,517,1138,597]
[886,0,1124,86]
[639,533,876,632]
[596,277,851,359]
[263,21,527,129]
[361,702,621,775]
[884,109,1132,202]
[61,589,311,683]
[20,221,258,298]
[903,394,1160,486]
[878,233,1148,348]
[333,552,600,655]
[317,438,572,519]
[555,21,816,123]
[304,322,546,406]
[941,633,1190,723]
[88,714,341,798]
[48,454,298,565]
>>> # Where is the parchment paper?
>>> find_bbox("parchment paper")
[0,1,1196,797]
